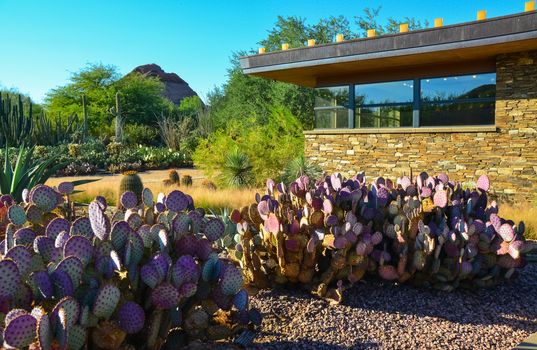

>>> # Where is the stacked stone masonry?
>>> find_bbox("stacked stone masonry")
[305,51,537,201]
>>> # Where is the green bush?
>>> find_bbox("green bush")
[124,123,160,146]
[12,139,192,176]
[193,107,303,187]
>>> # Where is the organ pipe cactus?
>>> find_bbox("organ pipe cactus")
[0,184,261,349]
[228,172,529,302]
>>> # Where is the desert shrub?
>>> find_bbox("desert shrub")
[24,139,191,176]
[124,123,160,146]
[193,107,303,187]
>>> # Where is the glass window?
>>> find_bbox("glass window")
[354,80,413,129]
[355,105,413,128]
[315,108,349,128]
[420,73,496,126]
[420,101,495,127]
[315,86,349,107]
[355,80,414,105]
[314,86,349,129]
[421,73,496,102]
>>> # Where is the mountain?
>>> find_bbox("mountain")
[130,64,199,105]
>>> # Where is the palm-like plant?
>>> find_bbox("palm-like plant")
[222,148,253,188]
[0,144,65,201]
[280,154,323,185]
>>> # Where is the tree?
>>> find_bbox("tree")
[355,6,428,37]
[45,63,171,134]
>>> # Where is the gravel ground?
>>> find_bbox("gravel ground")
[244,263,537,350]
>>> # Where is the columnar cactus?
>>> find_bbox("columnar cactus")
[0,184,261,349]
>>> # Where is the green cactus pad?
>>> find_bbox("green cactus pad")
[30,185,59,212]
[37,313,52,350]
[25,204,43,225]
[67,324,87,350]
[93,284,121,319]
[127,212,143,231]
[142,188,154,207]
[8,205,27,226]
[137,224,153,248]
[110,221,132,250]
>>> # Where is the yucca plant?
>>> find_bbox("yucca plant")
[280,154,323,184]
[222,148,253,188]
[0,144,66,201]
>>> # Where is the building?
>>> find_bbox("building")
[240,9,537,201]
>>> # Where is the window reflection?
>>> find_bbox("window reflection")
[421,73,496,102]
[355,80,414,105]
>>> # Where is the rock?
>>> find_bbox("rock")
[130,64,199,105]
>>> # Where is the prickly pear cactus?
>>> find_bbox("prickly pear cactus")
[0,184,262,349]
[228,172,529,302]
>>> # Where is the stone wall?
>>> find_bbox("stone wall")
[305,50,537,201]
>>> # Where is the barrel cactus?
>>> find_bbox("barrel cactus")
[181,174,193,187]
[118,171,144,209]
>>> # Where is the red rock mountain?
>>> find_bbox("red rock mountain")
[131,64,199,105]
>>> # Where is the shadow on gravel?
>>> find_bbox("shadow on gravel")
[340,264,537,330]
[251,339,379,350]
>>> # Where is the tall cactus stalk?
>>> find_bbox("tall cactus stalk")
[82,94,88,141]
[0,93,33,147]
[109,92,123,143]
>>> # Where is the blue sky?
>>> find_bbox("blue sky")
[0,0,526,103]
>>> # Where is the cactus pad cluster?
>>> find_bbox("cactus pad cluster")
[228,173,531,302]
[0,184,260,349]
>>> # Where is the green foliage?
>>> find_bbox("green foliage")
[0,144,64,201]
[45,63,171,135]
[193,107,303,187]
[24,140,190,176]
[279,155,323,185]
[45,63,117,132]
[112,73,171,125]
[222,148,253,188]
[0,93,33,147]
[354,6,429,37]
[124,123,160,146]
[32,112,83,146]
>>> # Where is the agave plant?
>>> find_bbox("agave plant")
[0,144,65,202]
[222,148,253,189]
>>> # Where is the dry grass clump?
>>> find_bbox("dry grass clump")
[499,203,537,240]
[47,169,255,211]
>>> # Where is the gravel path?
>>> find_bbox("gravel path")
[246,263,537,350]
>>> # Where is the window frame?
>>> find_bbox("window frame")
[313,72,496,130]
